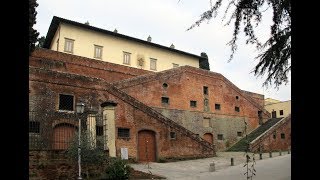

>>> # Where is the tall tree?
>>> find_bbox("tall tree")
[29,0,39,55]
[188,0,291,88]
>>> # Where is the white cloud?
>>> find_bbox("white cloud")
[34,0,291,101]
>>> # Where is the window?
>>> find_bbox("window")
[217,134,224,140]
[96,126,103,136]
[29,121,40,133]
[123,52,131,65]
[94,45,103,59]
[118,128,130,138]
[280,110,284,115]
[272,110,277,118]
[58,94,74,111]
[273,131,276,139]
[162,83,168,88]
[150,58,157,70]
[281,133,285,139]
[172,63,179,68]
[215,104,221,110]
[236,96,239,100]
[203,86,208,95]
[190,101,197,107]
[161,97,169,105]
[203,118,210,127]
[258,110,263,125]
[237,132,242,137]
[170,132,176,139]
[235,106,240,112]
[64,38,74,53]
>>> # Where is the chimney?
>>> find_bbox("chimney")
[170,44,175,49]
[147,35,152,42]
[114,28,118,33]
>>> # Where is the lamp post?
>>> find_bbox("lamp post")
[76,102,85,180]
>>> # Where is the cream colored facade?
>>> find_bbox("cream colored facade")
[265,98,281,105]
[264,99,291,118]
[49,22,200,72]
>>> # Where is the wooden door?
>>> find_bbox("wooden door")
[138,130,156,162]
[53,123,76,150]
[203,133,213,144]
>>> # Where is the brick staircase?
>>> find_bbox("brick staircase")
[249,114,291,152]
[226,117,283,152]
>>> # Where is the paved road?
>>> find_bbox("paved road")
[130,152,291,180]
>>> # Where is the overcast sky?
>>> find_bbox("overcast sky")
[34,0,291,101]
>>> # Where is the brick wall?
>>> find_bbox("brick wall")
[154,108,247,151]
[29,150,106,179]
[30,48,152,83]
[117,68,267,125]
[115,66,269,151]
[242,90,265,107]
[113,102,214,160]
[29,66,214,162]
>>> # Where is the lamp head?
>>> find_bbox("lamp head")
[76,102,85,114]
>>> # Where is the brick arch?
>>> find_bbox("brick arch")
[52,119,78,128]
[138,130,156,162]
[203,133,214,144]
[52,122,77,150]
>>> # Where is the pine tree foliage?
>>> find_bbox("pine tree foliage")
[29,0,39,55]
[188,0,291,88]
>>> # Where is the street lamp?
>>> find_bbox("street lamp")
[76,102,85,180]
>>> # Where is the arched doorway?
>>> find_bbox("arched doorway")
[138,130,156,162]
[53,123,76,150]
[203,133,213,144]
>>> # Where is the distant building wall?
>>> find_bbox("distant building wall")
[264,98,281,105]
[49,22,199,71]
[265,100,291,118]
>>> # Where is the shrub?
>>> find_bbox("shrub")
[66,131,107,178]
[105,157,131,180]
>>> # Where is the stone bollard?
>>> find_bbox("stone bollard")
[279,150,282,156]
[209,162,215,172]
[259,153,262,160]
[231,158,234,166]
[269,151,272,158]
